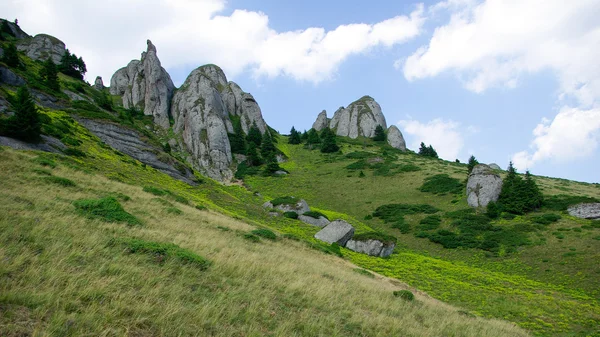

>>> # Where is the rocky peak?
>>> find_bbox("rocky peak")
[318,95,387,139]
[17,34,65,64]
[312,110,328,131]
[94,76,104,90]
[0,19,30,39]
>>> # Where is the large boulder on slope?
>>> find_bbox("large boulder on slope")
[466,164,503,208]
[263,198,310,214]
[387,125,406,151]
[314,220,355,246]
[345,239,396,257]
[17,34,65,64]
[568,203,600,220]
[298,214,330,228]
[329,96,387,139]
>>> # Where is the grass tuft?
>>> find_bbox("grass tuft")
[73,197,142,226]
[115,238,210,270]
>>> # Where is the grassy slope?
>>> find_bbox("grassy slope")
[0,147,529,337]
[244,139,600,336]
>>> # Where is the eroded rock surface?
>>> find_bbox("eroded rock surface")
[0,66,25,86]
[298,214,330,228]
[329,96,387,139]
[568,203,600,219]
[345,239,395,257]
[312,110,329,131]
[466,164,503,208]
[17,34,65,64]
[314,220,355,246]
[387,125,406,151]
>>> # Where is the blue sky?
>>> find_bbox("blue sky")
[2,0,599,183]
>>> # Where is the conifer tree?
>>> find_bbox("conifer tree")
[260,132,277,163]
[306,128,320,149]
[39,58,60,91]
[58,49,87,80]
[229,119,247,154]
[2,43,20,68]
[320,127,339,153]
[1,87,41,142]
[467,155,479,175]
[373,125,386,141]
[246,141,262,166]
[288,126,301,144]
[246,123,262,146]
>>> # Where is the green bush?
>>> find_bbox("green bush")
[346,160,368,170]
[419,174,463,195]
[497,164,543,214]
[33,156,56,168]
[345,151,373,159]
[166,207,182,215]
[41,176,76,187]
[397,164,421,173]
[63,148,86,157]
[0,87,41,142]
[251,229,277,240]
[352,232,397,244]
[417,215,442,231]
[73,197,141,226]
[303,211,328,220]
[542,195,599,211]
[486,201,500,219]
[243,233,261,242]
[271,196,299,206]
[531,213,561,225]
[173,194,188,205]
[373,203,439,234]
[115,238,209,269]
[283,211,298,219]
[393,290,414,301]
[235,161,260,179]
[143,186,167,196]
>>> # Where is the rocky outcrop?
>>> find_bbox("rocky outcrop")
[31,89,66,110]
[312,110,329,131]
[94,76,104,90]
[0,19,30,39]
[0,135,65,153]
[568,203,600,220]
[262,198,310,214]
[0,66,25,86]
[220,79,268,134]
[489,163,502,170]
[466,164,503,208]
[314,220,355,246]
[298,214,330,228]
[387,125,406,151]
[345,239,395,258]
[17,34,65,64]
[109,40,174,128]
[75,117,198,185]
[171,66,234,181]
[63,89,88,102]
[329,96,387,138]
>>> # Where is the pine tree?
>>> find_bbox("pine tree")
[418,142,428,155]
[229,119,247,154]
[373,125,386,141]
[497,163,542,214]
[523,171,543,210]
[427,145,438,158]
[467,155,479,175]
[320,127,339,153]
[2,43,20,68]
[260,132,277,163]
[300,130,308,142]
[246,142,262,166]
[418,142,438,158]
[246,124,262,146]
[288,126,301,144]
[58,49,87,80]
[2,87,41,142]
[306,128,320,149]
[39,58,60,91]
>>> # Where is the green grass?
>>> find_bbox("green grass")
[419,174,464,195]
[41,175,76,187]
[73,197,142,226]
[114,238,210,270]
[303,210,329,220]
[250,228,277,240]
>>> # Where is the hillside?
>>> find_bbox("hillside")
[1,19,599,336]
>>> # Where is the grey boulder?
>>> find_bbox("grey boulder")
[345,239,396,257]
[0,66,26,86]
[17,34,65,64]
[466,164,503,208]
[314,220,355,246]
[568,203,600,220]
[298,214,330,228]
[387,125,406,151]
[94,76,104,90]
[329,96,387,139]
[263,198,310,214]
[0,135,65,153]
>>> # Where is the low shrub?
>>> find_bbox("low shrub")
[73,197,142,226]
[283,211,298,219]
[352,232,397,244]
[271,196,299,206]
[393,290,414,301]
[345,151,373,159]
[115,238,210,269]
[251,228,277,240]
[542,195,599,211]
[143,186,167,196]
[243,233,261,242]
[531,213,561,225]
[419,174,463,195]
[63,148,86,157]
[41,176,76,187]
[33,156,56,168]
[166,207,182,215]
[396,164,421,173]
[195,204,206,211]
[346,160,368,170]
[417,215,442,231]
[303,211,328,220]
[173,194,188,205]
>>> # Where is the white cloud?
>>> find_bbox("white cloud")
[398,118,466,160]
[402,0,600,168]
[0,0,425,84]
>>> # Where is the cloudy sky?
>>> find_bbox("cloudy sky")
[2,0,599,183]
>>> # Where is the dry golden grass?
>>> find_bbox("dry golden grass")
[0,147,529,336]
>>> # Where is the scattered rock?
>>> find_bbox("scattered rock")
[314,220,355,246]
[0,66,26,86]
[387,125,406,151]
[94,76,104,90]
[272,199,310,214]
[298,215,330,228]
[466,164,503,208]
[312,110,329,131]
[568,203,600,220]
[329,96,387,138]
[274,170,288,176]
[75,117,198,185]
[0,135,65,153]
[489,163,502,170]
[17,34,65,64]
[345,239,395,257]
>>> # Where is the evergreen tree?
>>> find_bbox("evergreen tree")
[58,49,87,80]
[497,163,543,214]
[418,142,439,158]
[320,127,339,153]
[306,128,320,149]
[467,155,479,175]
[246,142,262,166]
[523,170,543,210]
[246,124,262,146]
[418,142,428,155]
[373,125,386,141]
[2,43,20,68]
[1,87,41,142]
[300,130,308,142]
[229,119,247,154]
[427,145,438,158]
[260,132,277,163]
[288,126,301,144]
[39,58,60,91]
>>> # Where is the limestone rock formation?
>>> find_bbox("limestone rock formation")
[0,19,30,39]
[109,40,174,128]
[314,220,355,246]
[94,76,104,90]
[170,66,234,181]
[387,125,406,151]
[568,203,600,219]
[262,198,310,214]
[298,214,330,228]
[17,34,65,64]
[0,135,66,154]
[489,163,502,170]
[221,80,268,134]
[345,239,395,258]
[466,164,503,208]
[329,96,387,138]
[0,66,25,86]
[312,110,329,131]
